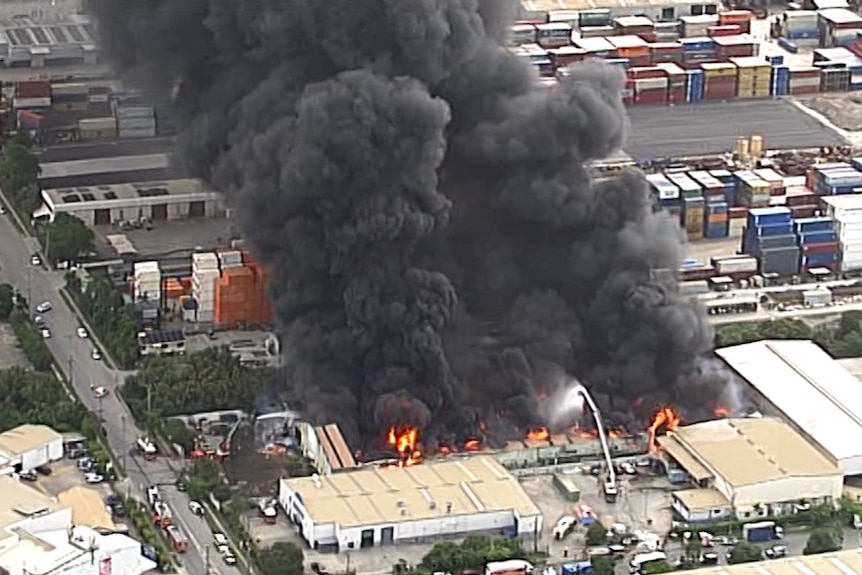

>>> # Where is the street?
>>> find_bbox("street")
[0,208,234,575]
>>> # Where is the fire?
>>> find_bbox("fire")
[713,406,730,418]
[464,439,481,451]
[526,427,551,441]
[647,406,681,453]
[387,427,423,466]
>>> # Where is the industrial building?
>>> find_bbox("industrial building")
[716,339,862,476]
[660,417,842,522]
[0,424,63,473]
[0,476,155,575]
[0,15,98,68]
[279,455,543,552]
[684,548,862,575]
[38,153,184,189]
[297,421,358,475]
[37,178,226,225]
[57,486,116,531]
[520,0,720,22]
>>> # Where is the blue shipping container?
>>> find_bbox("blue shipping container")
[794,217,834,233]
[798,230,838,244]
[753,222,795,237]
[803,253,840,265]
[748,207,792,226]
[686,70,704,102]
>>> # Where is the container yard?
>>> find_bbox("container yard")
[512,6,862,106]
[130,251,274,328]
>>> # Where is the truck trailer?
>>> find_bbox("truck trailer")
[742,521,783,543]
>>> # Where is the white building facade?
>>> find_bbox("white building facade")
[0,424,63,473]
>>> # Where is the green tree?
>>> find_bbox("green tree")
[122,347,272,419]
[66,273,138,368]
[728,542,764,564]
[256,542,304,575]
[0,132,40,215]
[641,560,672,575]
[757,318,812,340]
[10,308,53,371]
[0,283,14,319]
[421,536,524,573]
[591,557,615,575]
[186,458,222,501]
[838,310,862,337]
[804,527,841,555]
[0,366,87,431]
[684,537,702,564]
[162,418,197,455]
[36,213,94,265]
[585,522,608,547]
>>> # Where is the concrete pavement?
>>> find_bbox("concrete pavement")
[0,207,234,575]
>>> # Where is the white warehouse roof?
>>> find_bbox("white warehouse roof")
[716,340,862,474]
[687,548,862,575]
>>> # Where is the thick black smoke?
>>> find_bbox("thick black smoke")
[89,0,714,447]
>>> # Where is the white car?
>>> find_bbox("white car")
[40,328,51,339]
[77,327,88,338]
[223,553,237,565]
[91,348,101,360]
[213,533,229,547]
[0,205,6,214]
[84,473,104,484]
[93,386,109,398]
[553,516,577,540]
[35,301,52,313]
[217,544,230,555]
[189,501,204,516]
[30,255,41,266]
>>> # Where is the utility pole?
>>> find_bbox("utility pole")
[147,382,152,415]
[204,545,211,575]
[120,415,126,471]
[98,396,104,422]
[67,354,73,387]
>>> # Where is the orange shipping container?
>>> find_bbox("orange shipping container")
[707,214,728,224]
[179,276,193,290]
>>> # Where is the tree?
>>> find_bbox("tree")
[66,273,138,368]
[0,366,87,431]
[728,542,764,564]
[10,308,53,371]
[37,213,94,265]
[585,522,608,547]
[0,132,40,215]
[256,542,304,575]
[714,319,811,348]
[186,458,222,501]
[0,283,14,320]
[683,537,702,565]
[591,557,615,575]
[421,536,524,573]
[804,527,841,555]
[122,347,273,419]
[641,560,672,575]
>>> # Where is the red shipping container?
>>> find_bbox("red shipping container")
[16,80,50,98]
[628,66,666,79]
[791,205,817,218]
[708,25,742,37]
[729,207,748,219]
[668,86,686,103]
[635,88,668,104]
[802,242,840,255]
[789,85,819,96]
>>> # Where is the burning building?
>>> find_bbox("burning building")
[660,418,841,523]
[89,0,718,453]
[278,455,542,552]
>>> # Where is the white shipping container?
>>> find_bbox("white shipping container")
[89,93,110,104]
[118,117,156,130]
[715,257,758,275]
[116,105,155,120]
[217,250,243,267]
[789,78,823,88]
[635,78,669,91]
[14,97,51,109]
[51,83,89,96]
[79,117,118,132]
[119,127,157,140]
[192,253,219,267]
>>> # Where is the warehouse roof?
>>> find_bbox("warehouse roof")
[0,15,95,48]
[687,548,862,575]
[663,417,840,487]
[716,340,862,464]
[43,178,217,206]
[0,475,58,531]
[521,0,718,13]
[657,436,712,481]
[0,425,61,457]
[57,487,115,530]
[673,489,729,511]
[39,154,172,179]
[283,455,541,528]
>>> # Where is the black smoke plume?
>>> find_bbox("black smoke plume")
[88,0,715,448]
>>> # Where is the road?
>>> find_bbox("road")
[0,211,234,575]
[625,100,847,158]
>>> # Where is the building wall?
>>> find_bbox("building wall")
[671,496,730,523]
[733,475,842,510]
[19,437,63,470]
[52,197,226,226]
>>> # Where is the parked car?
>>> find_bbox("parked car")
[765,545,787,559]
[93,386,109,398]
[214,533,229,547]
[91,348,101,361]
[77,327,88,338]
[35,301,51,313]
[30,254,41,266]
[77,457,94,472]
[84,473,105,484]
[40,327,51,339]
[223,553,237,565]
[189,501,204,516]
[35,465,52,476]
[19,470,38,481]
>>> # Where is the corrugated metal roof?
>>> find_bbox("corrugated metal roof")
[716,340,862,463]
[687,548,862,575]
[0,424,61,457]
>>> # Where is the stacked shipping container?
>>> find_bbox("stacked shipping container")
[689,171,730,238]
[734,171,771,208]
[742,208,800,275]
[133,261,162,302]
[667,172,705,241]
[822,196,862,272]
[192,252,220,323]
[732,57,772,98]
[795,217,840,273]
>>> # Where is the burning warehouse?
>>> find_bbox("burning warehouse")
[277,455,542,552]
[659,417,841,524]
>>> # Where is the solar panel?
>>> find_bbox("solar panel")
[103,192,117,200]
[136,188,169,198]
[50,26,67,43]
[65,26,83,42]
[81,193,95,201]
[30,27,48,45]
[61,195,81,203]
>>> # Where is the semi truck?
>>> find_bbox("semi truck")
[743,521,783,543]
[485,560,533,575]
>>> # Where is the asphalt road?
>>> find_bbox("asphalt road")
[624,100,847,158]
[0,211,233,575]
[39,136,176,163]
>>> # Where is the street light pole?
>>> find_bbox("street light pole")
[120,415,126,471]
[204,544,211,575]
[67,354,73,387]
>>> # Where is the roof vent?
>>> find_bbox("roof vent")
[396,500,406,508]
[400,508,408,516]
[429,501,437,510]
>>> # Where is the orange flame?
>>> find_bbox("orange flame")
[464,439,481,451]
[647,406,681,453]
[526,427,551,441]
[713,406,730,418]
[387,427,423,466]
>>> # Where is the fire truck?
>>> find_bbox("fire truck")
[152,501,172,528]
[136,437,158,461]
[165,525,189,553]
